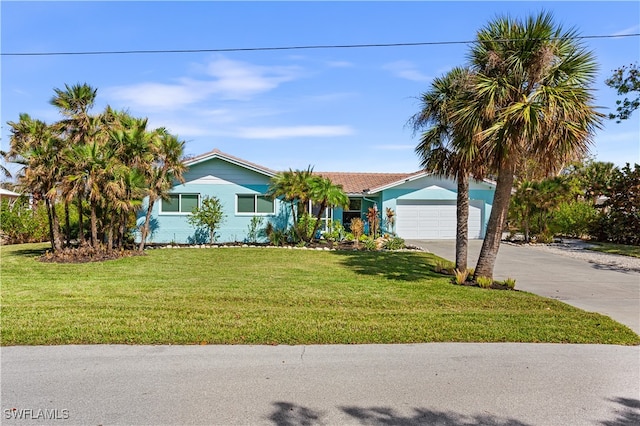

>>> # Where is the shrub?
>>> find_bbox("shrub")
[476,276,493,289]
[454,269,469,285]
[322,220,344,242]
[350,217,364,246]
[551,201,599,238]
[264,222,288,247]
[246,216,264,243]
[382,236,405,250]
[361,236,378,251]
[0,198,49,244]
[188,196,225,243]
[503,277,517,290]
[595,164,640,245]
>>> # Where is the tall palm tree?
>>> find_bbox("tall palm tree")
[51,83,98,246]
[459,12,603,279]
[308,176,349,242]
[410,67,485,272]
[138,129,186,251]
[7,114,65,251]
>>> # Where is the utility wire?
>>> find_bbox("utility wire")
[2,33,639,57]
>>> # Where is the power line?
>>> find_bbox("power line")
[2,33,639,57]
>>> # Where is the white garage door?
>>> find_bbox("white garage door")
[396,201,481,239]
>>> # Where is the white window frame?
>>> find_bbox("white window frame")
[309,200,333,232]
[159,193,200,215]
[236,194,275,216]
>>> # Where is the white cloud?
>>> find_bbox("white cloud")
[106,82,206,110]
[326,60,354,68]
[104,56,304,110]
[383,61,432,82]
[236,125,354,139]
[612,25,640,36]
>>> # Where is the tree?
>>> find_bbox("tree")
[308,176,349,241]
[605,63,639,122]
[410,67,486,272]
[51,83,98,246]
[188,196,225,243]
[7,114,65,251]
[595,163,640,245]
[267,167,315,242]
[460,12,603,279]
[138,129,186,251]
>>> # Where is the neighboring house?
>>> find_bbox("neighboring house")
[139,149,495,244]
[0,188,21,205]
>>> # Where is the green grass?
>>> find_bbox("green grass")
[1,243,638,346]
[587,242,640,258]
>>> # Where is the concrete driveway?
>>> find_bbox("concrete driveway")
[407,239,640,334]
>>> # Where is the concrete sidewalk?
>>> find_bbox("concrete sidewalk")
[1,344,638,425]
[407,239,640,334]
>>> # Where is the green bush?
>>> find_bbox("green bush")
[551,201,599,238]
[361,236,378,251]
[476,276,493,289]
[503,277,517,290]
[382,236,405,250]
[0,198,49,244]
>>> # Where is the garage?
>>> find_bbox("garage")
[395,200,482,239]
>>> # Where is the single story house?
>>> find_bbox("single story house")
[138,149,495,244]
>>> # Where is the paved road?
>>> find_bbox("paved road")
[407,239,640,335]
[1,344,638,425]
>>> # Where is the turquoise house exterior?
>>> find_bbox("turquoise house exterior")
[140,149,496,244]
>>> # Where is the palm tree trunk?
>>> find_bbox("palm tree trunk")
[77,195,86,246]
[46,198,63,252]
[44,198,55,251]
[90,201,99,248]
[118,210,127,249]
[64,201,71,247]
[310,203,328,242]
[474,160,516,280]
[138,198,155,251]
[455,173,469,272]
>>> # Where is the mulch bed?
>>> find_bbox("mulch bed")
[39,247,146,263]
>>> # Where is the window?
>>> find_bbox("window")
[161,194,200,214]
[237,194,274,214]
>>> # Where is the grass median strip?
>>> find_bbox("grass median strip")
[587,242,640,259]
[1,243,638,345]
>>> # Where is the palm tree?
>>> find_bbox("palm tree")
[410,67,485,272]
[138,129,186,251]
[267,167,315,241]
[7,114,65,251]
[459,12,603,279]
[51,83,98,246]
[308,176,349,242]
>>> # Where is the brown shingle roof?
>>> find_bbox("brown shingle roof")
[315,171,415,194]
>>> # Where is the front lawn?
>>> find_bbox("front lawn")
[1,243,638,345]
[587,242,640,259]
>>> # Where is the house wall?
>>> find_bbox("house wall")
[138,158,288,244]
[379,175,494,238]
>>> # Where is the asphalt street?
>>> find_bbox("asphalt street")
[1,344,639,425]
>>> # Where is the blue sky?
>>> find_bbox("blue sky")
[2,1,639,174]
